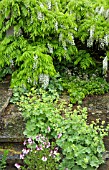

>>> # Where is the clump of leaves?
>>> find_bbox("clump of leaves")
[0,66,12,81]
[17,89,108,169]
[62,76,109,104]
[0,150,9,170]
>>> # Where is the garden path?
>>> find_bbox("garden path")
[0,80,24,169]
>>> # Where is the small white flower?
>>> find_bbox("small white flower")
[28,138,33,144]
[42,156,47,161]
[15,163,21,169]
[20,154,24,159]
[23,140,26,145]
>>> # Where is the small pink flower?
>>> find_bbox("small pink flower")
[20,154,24,159]
[47,126,51,132]
[54,147,58,151]
[42,156,47,161]
[36,134,41,141]
[53,150,58,155]
[23,140,26,145]
[46,142,50,148]
[22,148,29,155]
[49,150,53,156]
[28,138,33,144]
[36,145,43,151]
[57,133,62,139]
[15,163,21,169]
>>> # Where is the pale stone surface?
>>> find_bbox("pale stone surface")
[0,81,25,169]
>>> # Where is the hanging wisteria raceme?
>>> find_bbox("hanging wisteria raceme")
[39,74,50,89]
[47,0,52,10]
[98,6,104,15]
[87,27,95,47]
[95,6,109,19]
[59,33,63,42]
[105,9,109,18]
[89,27,95,38]
[87,38,93,47]
[47,43,53,54]
[27,77,32,83]
[99,38,105,49]
[55,21,58,31]
[30,16,33,24]
[67,33,75,45]
[33,55,38,70]
[62,41,67,51]
[37,11,44,20]
[104,34,109,46]
[40,2,44,8]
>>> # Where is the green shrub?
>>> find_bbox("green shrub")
[0,0,109,87]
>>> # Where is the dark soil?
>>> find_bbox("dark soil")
[82,93,109,170]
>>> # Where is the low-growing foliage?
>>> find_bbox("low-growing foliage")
[62,76,109,104]
[0,150,9,170]
[16,89,109,169]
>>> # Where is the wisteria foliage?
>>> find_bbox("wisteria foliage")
[0,0,109,87]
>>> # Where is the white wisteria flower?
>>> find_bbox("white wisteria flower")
[55,21,58,31]
[39,74,49,89]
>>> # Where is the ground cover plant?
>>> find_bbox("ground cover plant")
[62,75,109,104]
[14,88,109,170]
[0,150,9,170]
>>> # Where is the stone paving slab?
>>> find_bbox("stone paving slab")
[0,104,25,142]
[0,81,12,113]
[0,81,25,169]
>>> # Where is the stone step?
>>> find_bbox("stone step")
[0,143,23,170]
[0,104,25,142]
[0,81,12,113]
[0,80,25,169]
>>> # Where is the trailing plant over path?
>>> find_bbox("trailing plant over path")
[14,88,109,169]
